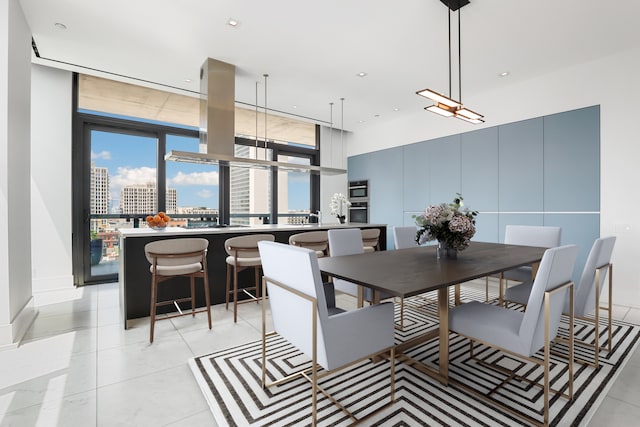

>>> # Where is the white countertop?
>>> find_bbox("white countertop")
[118,223,386,238]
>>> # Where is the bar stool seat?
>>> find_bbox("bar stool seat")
[225,234,275,322]
[145,238,211,343]
[362,228,381,253]
[289,230,329,258]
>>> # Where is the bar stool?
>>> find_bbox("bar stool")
[225,234,275,322]
[288,230,329,257]
[145,238,211,343]
[362,228,381,253]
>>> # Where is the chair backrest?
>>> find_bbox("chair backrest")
[328,228,364,257]
[519,244,577,356]
[144,238,208,266]
[224,234,275,258]
[504,225,562,248]
[393,226,417,250]
[289,231,329,254]
[361,228,380,249]
[258,241,331,368]
[573,236,616,317]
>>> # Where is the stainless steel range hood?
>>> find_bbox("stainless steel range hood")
[165,58,346,175]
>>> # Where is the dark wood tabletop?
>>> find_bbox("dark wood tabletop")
[317,241,547,298]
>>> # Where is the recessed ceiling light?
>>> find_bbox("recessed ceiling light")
[499,71,510,77]
[54,22,67,30]
[184,79,192,83]
[393,108,400,112]
[292,105,297,109]
[358,120,366,123]
[227,19,239,27]
[356,72,367,78]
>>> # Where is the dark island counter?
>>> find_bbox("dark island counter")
[118,223,387,328]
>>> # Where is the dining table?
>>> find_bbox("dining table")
[317,241,548,385]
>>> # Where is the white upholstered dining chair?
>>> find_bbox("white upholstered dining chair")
[393,226,418,250]
[488,225,562,303]
[505,236,616,366]
[328,228,403,328]
[450,244,577,427]
[258,241,395,426]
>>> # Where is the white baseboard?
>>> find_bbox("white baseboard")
[0,297,38,350]
[32,274,74,293]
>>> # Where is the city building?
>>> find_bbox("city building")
[119,183,177,215]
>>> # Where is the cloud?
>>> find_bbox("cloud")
[91,150,111,160]
[110,166,157,188]
[109,166,157,201]
[169,171,219,186]
[196,189,214,199]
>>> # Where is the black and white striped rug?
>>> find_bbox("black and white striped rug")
[189,289,640,426]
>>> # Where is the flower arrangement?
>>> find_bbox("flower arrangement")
[414,194,478,251]
[329,193,351,223]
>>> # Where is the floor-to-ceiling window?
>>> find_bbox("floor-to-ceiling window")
[72,74,319,285]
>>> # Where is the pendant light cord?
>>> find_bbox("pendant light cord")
[255,81,259,158]
[340,98,344,168]
[263,74,268,160]
[329,102,334,167]
[458,9,462,103]
[448,8,452,99]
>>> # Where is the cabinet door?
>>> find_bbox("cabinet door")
[544,106,600,212]
[403,141,431,212]
[428,135,461,204]
[499,118,543,212]
[462,127,499,212]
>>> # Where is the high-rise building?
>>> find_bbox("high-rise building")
[90,162,110,232]
[120,183,177,215]
[90,162,110,215]
[230,145,289,225]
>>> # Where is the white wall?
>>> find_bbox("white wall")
[31,65,73,292]
[0,0,36,347]
[319,125,348,224]
[348,47,640,308]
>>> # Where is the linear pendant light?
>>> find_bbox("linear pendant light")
[416,0,484,124]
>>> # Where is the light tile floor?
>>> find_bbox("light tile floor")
[0,281,639,426]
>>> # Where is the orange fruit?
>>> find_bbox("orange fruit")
[163,215,171,222]
[158,212,166,218]
[145,215,153,222]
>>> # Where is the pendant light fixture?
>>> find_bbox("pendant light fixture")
[416,0,484,124]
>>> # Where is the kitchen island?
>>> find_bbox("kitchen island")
[118,223,387,328]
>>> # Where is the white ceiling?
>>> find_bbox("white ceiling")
[19,0,640,130]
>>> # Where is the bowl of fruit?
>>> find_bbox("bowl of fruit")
[146,212,171,230]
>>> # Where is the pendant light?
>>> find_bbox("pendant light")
[416,0,484,124]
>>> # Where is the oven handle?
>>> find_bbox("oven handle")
[349,207,368,210]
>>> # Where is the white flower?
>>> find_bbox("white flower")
[329,193,351,217]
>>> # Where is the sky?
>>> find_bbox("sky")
[90,129,310,212]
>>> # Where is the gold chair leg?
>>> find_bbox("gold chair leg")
[485,276,490,302]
